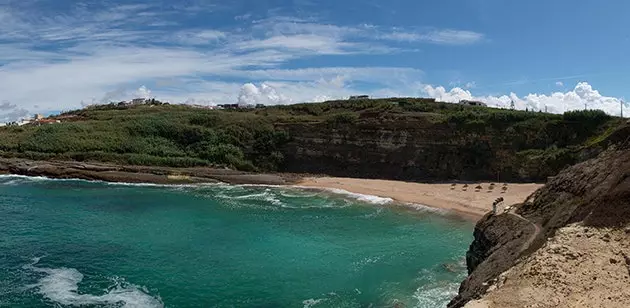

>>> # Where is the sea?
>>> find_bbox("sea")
[0,175,473,308]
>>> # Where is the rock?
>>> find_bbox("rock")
[448,134,630,308]
[610,258,618,264]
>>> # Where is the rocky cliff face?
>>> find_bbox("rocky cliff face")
[448,124,630,307]
[276,114,609,183]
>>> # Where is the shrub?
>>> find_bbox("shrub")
[327,112,359,125]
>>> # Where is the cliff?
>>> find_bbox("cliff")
[0,99,619,183]
[277,110,617,182]
[448,123,630,307]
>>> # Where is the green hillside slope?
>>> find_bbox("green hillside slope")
[0,98,621,182]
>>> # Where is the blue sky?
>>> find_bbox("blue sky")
[1,0,629,121]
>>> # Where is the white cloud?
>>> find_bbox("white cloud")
[419,30,484,45]
[379,29,483,45]
[134,86,153,99]
[556,81,564,87]
[235,13,252,21]
[175,30,227,45]
[0,101,31,123]
[422,82,628,117]
[237,83,291,105]
[223,67,422,85]
[0,1,483,121]
[234,34,355,54]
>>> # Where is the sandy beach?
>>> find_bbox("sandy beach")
[297,177,543,220]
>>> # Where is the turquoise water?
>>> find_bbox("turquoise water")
[0,175,472,308]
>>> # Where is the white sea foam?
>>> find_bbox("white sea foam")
[412,281,460,308]
[293,186,393,205]
[403,202,450,215]
[302,298,327,308]
[215,189,285,207]
[0,174,51,185]
[23,258,163,308]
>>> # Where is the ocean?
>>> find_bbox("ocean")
[0,175,472,308]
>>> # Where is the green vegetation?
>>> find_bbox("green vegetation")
[0,104,291,171]
[0,98,621,177]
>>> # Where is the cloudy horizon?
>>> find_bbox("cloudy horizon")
[1,0,629,121]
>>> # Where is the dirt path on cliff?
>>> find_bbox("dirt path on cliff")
[507,212,542,255]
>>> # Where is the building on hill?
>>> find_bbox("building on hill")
[34,114,44,120]
[131,98,146,105]
[349,95,370,100]
[459,99,487,107]
[217,104,240,109]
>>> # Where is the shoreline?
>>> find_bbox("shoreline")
[0,158,543,221]
[296,177,543,221]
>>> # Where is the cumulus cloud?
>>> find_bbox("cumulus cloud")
[555,81,564,87]
[0,101,18,111]
[422,82,628,117]
[0,0,485,120]
[0,100,30,123]
[133,86,152,99]
[237,83,292,105]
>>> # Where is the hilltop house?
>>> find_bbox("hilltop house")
[349,95,370,100]
[131,98,146,105]
[459,99,487,107]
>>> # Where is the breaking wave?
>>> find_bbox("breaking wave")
[23,257,163,308]
[293,186,394,205]
[0,174,395,207]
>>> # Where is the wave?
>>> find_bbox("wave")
[1,174,393,203]
[239,184,394,205]
[215,190,285,207]
[1,174,395,209]
[0,174,53,185]
[402,202,450,215]
[412,280,460,308]
[23,257,163,308]
[411,266,466,308]
[0,173,217,189]
[293,186,393,205]
[302,298,327,308]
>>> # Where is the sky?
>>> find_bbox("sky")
[1,0,629,122]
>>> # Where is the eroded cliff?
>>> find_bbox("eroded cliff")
[277,110,616,182]
[448,123,630,307]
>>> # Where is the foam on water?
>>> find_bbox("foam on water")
[23,258,163,308]
[403,202,450,215]
[0,174,209,189]
[0,174,51,185]
[412,280,461,308]
[293,186,394,205]
[410,265,467,308]
[302,298,327,308]
[1,174,394,207]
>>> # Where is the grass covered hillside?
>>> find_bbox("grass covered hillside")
[0,98,622,180]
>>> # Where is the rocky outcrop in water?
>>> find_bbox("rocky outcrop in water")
[0,158,293,185]
[448,124,630,307]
